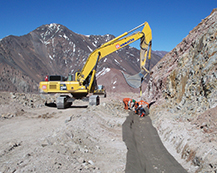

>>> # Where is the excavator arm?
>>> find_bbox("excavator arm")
[77,22,152,89]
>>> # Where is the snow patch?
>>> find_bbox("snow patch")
[52,38,55,46]
[49,23,57,28]
[44,41,50,45]
[92,42,97,47]
[63,34,69,40]
[126,52,135,56]
[56,25,60,32]
[40,33,44,38]
[87,45,93,52]
[114,59,120,64]
[49,54,53,60]
[96,67,111,78]
[73,44,76,52]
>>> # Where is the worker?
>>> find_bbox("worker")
[135,100,150,117]
[129,99,136,109]
[135,105,148,117]
[135,100,149,109]
[123,98,136,110]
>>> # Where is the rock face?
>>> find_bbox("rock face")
[143,9,217,172]
[0,24,162,93]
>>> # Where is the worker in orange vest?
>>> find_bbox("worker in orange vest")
[135,100,150,117]
[123,98,136,110]
[135,100,149,109]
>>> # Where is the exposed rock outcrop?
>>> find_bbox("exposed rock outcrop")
[143,9,217,172]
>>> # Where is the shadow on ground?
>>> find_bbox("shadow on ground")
[45,102,88,109]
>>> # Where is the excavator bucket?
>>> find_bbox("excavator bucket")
[123,35,152,89]
[122,45,151,89]
[121,71,144,88]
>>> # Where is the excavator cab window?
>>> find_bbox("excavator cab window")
[45,75,67,81]
[97,85,103,90]
[74,72,80,81]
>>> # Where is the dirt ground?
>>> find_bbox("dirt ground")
[0,92,129,173]
[0,91,189,173]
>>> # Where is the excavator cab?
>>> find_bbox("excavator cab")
[93,85,106,98]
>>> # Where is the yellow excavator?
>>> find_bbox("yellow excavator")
[39,22,152,108]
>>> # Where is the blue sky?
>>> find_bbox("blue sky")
[0,0,216,51]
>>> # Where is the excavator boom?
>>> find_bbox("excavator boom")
[78,22,152,85]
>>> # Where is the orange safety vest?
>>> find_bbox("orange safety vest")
[123,98,132,110]
[135,100,149,109]
[123,98,132,102]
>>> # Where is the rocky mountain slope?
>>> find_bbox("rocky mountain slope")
[0,24,162,93]
[143,9,217,172]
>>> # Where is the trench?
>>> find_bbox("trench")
[122,111,187,173]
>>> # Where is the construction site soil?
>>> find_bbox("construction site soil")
[0,91,190,173]
[0,92,188,173]
[1,9,216,173]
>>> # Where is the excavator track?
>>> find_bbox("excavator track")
[56,95,73,109]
